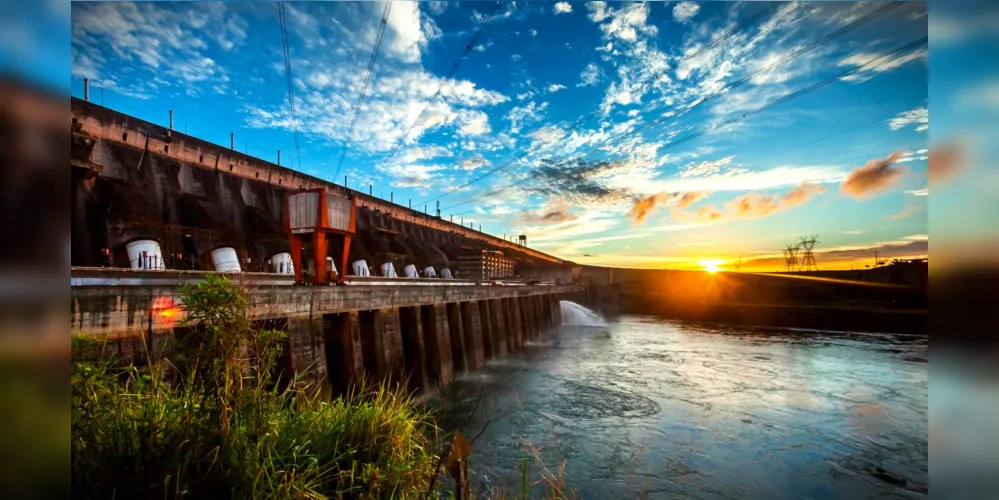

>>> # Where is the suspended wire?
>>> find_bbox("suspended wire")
[381,2,503,166]
[442,36,927,211]
[333,1,393,182]
[432,1,903,207]
[572,1,905,160]
[746,115,888,163]
[574,1,783,132]
[277,1,302,169]
[422,1,785,206]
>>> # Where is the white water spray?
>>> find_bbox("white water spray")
[559,301,606,326]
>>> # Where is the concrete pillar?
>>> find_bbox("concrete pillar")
[399,306,429,394]
[358,308,406,387]
[527,296,538,339]
[478,300,495,360]
[506,297,523,351]
[488,298,508,357]
[501,298,515,353]
[547,295,557,330]
[446,302,468,374]
[461,301,485,369]
[322,311,364,397]
[537,295,549,334]
[420,304,454,388]
[287,316,325,386]
[519,296,535,343]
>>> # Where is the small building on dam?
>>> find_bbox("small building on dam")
[69,96,619,395]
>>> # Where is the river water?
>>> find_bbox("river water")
[432,302,927,499]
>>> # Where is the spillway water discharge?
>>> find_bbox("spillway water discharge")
[559,300,605,326]
[433,315,927,499]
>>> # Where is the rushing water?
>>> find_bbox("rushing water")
[432,302,927,499]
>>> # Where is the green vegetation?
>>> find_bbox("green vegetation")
[71,274,589,499]
[71,275,437,499]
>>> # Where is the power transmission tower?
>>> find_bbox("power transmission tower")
[799,234,819,272]
[784,244,800,272]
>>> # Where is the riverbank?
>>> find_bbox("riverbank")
[621,298,926,334]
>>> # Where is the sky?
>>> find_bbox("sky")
[68,1,932,271]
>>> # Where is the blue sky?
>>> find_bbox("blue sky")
[69,1,931,270]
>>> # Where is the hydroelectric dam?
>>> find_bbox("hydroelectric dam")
[69,96,620,395]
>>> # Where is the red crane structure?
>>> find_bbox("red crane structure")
[283,188,356,285]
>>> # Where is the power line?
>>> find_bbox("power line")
[333,1,393,182]
[277,1,303,170]
[573,1,905,161]
[424,2,787,207]
[584,1,783,128]
[442,36,927,211]
[381,1,502,167]
[435,1,904,207]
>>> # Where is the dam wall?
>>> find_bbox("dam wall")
[70,98,575,280]
[72,268,579,395]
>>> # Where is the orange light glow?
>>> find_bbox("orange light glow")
[699,259,724,273]
[159,307,181,319]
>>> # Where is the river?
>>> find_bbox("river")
[431,302,928,499]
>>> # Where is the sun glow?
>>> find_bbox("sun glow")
[699,259,724,273]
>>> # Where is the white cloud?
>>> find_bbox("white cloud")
[547,83,567,93]
[578,62,603,87]
[906,189,929,196]
[458,111,491,136]
[71,2,242,96]
[838,48,928,83]
[679,156,735,178]
[459,155,490,171]
[929,11,999,46]
[554,2,573,15]
[888,106,928,132]
[955,79,999,112]
[383,1,439,63]
[672,2,701,23]
[247,66,508,153]
[613,165,849,197]
[506,101,549,134]
[529,29,538,37]
[382,163,442,188]
[427,1,448,15]
[586,1,657,42]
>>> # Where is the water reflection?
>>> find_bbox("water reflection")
[431,315,927,499]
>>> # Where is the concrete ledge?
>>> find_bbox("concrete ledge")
[71,281,584,338]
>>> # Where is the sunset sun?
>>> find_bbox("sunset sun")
[699,259,724,273]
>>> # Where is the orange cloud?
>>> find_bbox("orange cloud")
[672,183,825,222]
[728,183,826,217]
[521,199,579,223]
[676,191,711,209]
[628,193,671,223]
[928,142,962,186]
[885,205,925,221]
[629,191,711,223]
[840,151,908,198]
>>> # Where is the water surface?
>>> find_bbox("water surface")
[432,310,927,499]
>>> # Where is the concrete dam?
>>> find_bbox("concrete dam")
[70,97,619,395]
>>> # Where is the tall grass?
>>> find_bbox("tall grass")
[71,275,437,499]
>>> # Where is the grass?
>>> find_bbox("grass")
[71,275,437,499]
